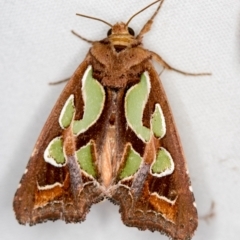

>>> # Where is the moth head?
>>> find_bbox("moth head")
[107,23,136,52]
[107,24,135,37]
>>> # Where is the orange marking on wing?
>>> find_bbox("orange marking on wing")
[149,194,177,223]
[34,173,70,208]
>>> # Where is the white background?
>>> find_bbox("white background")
[1,0,240,239]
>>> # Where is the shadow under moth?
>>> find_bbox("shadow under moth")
[13,0,209,239]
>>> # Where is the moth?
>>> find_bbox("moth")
[13,0,208,239]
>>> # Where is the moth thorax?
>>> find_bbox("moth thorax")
[109,23,135,51]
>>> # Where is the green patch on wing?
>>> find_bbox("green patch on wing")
[125,72,151,142]
[73,66,105,135]
[59,95,75,129]
[151,103,166,138]
[44,137,65,165]
[151,148,174,176]
[76,142,96,178]
[119,146,142,179]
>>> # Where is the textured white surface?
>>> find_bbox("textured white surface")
[1,0,240,239]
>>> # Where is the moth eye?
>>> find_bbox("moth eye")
[107,29,112,36]
[128,27,135,36]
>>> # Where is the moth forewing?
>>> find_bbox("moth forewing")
[14,1,201,239]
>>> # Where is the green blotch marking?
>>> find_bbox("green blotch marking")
[76,142,96,178]
[45,137,65,165]
[119,146,142,179]
[59,95,75,129]
[73,66,105,135]
[151,148,174,175]
[151,104,166,138]
[125,72,151,142]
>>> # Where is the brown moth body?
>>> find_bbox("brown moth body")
[13,1,202,239]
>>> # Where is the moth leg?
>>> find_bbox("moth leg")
[49,30,95,85]
[199,201,215,223]
[71,30,95,44]
[137,0,165,39]
[49,77,70,85]
[151,51,211,76]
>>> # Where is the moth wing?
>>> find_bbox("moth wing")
[13,58,103,225]
[111,65,197,240]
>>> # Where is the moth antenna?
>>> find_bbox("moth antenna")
[126,0,164,26]
[76,13,112,27]
[71,30,95,44]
